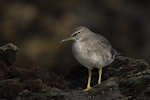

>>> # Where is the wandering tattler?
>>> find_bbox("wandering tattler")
[61,26,118,91]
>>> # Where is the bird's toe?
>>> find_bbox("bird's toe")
[83,87,92,92]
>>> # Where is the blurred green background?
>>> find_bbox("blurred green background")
[0,0,150,68]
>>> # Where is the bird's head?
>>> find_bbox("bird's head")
[60,26,91,43]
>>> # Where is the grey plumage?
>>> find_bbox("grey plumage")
[61,26,118,91]
[72,26,116,69]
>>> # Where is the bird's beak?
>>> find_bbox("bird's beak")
[60,36,73,43]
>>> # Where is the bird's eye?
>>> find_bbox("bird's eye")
[72,32,80,37]
[72,33,78,37]
[72,31,81,37]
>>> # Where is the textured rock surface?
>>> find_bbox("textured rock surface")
[0,43,149,100]
[0,43,18,66]
[65,56,150,100]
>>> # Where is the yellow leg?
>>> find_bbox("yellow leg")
[84,69,92,91]
[98,68,102,84]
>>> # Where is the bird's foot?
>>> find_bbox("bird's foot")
[83,86,92,92]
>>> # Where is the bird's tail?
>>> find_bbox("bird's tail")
[112,48,122,58]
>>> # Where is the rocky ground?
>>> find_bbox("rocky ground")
[0,43,149,100]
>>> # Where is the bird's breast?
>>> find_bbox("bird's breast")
[72,41,114,69]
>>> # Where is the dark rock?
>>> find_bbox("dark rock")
[0,69,4,80]
[65,65,88,89]
[132,87,150,100]
[64,56,150,100]
[0,43,18,66]
[17,78,127,100]
[0,44,149,100]
[0,79,24,99]
[24,79,44,93]
[16,56,149,100]
[120,69,150,99]
[88,77,127,100]
[0,61,24,79]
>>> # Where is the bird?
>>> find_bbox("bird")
[61,26,118,91]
